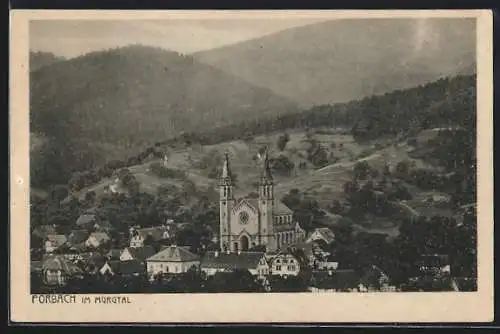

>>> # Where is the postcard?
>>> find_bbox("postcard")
[10,9,493,323]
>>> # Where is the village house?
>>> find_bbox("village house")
[201,251,269,280]
[308,269,360,292]
[42,255,83,286]
[146,245,200,277]
[120,245,156,264]
[44,234,68,253]
[129,226,171,248]
[85,232,111,249]
[305,227,336,245]
[100,259,146,278]
[268,253,301,277]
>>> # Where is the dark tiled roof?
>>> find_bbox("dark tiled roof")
[310,270,360,290]
[105,260,146,275]
[94,220,115,230]
[67,230,89,245]
[106,249,122,260]
[274,201,293,215]
[201,251,265,270]
[147,245,199,262]
[137,227,166,241]
[124,246,156,262]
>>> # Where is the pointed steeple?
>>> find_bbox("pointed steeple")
[260,148,273,181]
[221,152,232,180]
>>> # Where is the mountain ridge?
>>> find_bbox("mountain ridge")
[29,45,299,187]
[194,18,476,106]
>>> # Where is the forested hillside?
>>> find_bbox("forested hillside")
[29,51,65,71]
[195,18,476,106]
[29,45,298,187]
[180,74,475,147]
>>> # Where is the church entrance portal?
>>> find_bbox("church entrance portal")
[240,235,249,251]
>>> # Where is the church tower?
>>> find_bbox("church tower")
[219,152,234,252]
[258,149,276,251]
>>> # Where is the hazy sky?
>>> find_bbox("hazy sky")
[30,19,331,58]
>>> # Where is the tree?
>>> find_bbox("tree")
[353,161,371,180]
[395,160,411,176]
[276,133,290,151]
[50,185,69,202]
[84,190,96,205]
[270,155,295,176]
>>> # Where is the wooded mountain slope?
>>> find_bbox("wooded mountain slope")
[29,45,298,187]
[195,18,476,106]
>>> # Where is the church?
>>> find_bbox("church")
[218,150,305,253]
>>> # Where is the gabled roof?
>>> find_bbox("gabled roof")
[201,251,266,270]
[104,260,145,276]
[42,255,83,275]
[76,214,96,226]
[123,246,156,262]
[46,234,68,247]
[147,245,199,262]
[310,269,360,290]
[232,198,259,215]
[87,232,110,243]
[67,230,89,245]
[306,227,336,244]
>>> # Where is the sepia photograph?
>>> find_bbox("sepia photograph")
[10,10,493,323]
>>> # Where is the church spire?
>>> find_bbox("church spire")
[221,152,232,180]
[260,147,273,181]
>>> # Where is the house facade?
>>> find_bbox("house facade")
[269,253,300,277]
[85,232,111,248]
[201,251,269,280]
[146,245,200,277]
[42,255,83,286]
